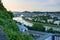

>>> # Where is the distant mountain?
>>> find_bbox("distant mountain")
[13,11,60,17]
[13,11,60,15]
[22,11,31,13]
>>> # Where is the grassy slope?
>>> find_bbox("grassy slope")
[0,1,33,40]
[23,18,60,28]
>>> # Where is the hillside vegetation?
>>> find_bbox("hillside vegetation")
[0,0,33,40]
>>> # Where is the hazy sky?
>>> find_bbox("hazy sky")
[2,0,60,12]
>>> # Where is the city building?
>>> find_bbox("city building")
[47,19,53,23]
[54,21,60,25]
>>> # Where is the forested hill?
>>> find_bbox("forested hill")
[0,0,33,40]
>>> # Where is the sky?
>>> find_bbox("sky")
[2,0,60,12]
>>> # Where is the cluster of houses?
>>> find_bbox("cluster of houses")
[13,15,33,27]
[13,13,60,40]
[24,15,60,26]
[47,19,60,25]
[16,23,60,40]
[13,14,60,32]
[45,26,60,32]
[13,11,60,25]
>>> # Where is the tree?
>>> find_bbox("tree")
[41,16,50,23]
[47,28,54,33]
[53,17,58,21]
[27,23,45,32]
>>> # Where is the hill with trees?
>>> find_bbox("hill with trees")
[0,0,33,40]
